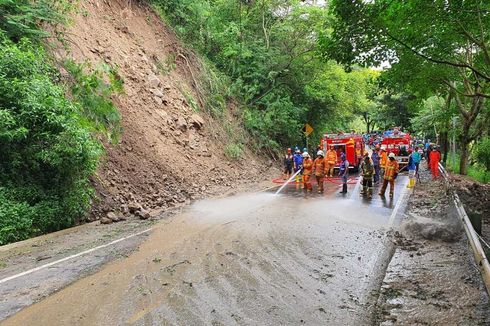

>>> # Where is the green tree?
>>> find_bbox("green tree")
[325,0,490,174]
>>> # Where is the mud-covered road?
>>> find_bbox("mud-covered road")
[2,177,413,325]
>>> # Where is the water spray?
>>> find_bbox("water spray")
[275,169,302,195]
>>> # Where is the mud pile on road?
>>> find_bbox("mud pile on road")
[401,173,462,242]
[57,0,278,222]
[375,168,490,325]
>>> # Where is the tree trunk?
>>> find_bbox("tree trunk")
[440,131,449,165]
[459,130,470,175]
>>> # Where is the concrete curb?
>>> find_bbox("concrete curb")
[439,163,490,296]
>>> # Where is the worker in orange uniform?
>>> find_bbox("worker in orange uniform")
[302,152,313,192]
[325,145,337,178]
[379,153,399,198]
[429,145,441,179]
[313,150,326,193]
[379,148,388,178]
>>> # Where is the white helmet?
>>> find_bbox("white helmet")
[317,150,324,157]
[388,152,396,158]
[302,152,310,158]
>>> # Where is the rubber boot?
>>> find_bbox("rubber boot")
[407,178,415,188]
[368,188,373,198]
[340,183,347,194]
[360,186,367,195]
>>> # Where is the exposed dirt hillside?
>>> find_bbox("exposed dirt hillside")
[56,0,277,221]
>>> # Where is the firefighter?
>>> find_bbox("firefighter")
[293,147,303,183]
[360,154,374,198]
[429,145,441,179]
[372,145,381,184]
[379,153,399,198]
[325,145,337,177]
[339,153,349,194]
[283,148,294,180]
[313,150,326,193]
[302,152,313,191]
[379,148,388,177]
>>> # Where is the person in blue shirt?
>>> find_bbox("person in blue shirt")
[407,149,416,188]
[372,145,381,184]
[412,146,422,173]
[293,147,303,183]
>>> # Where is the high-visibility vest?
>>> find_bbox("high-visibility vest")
[380,151,388,168]
[361,161,374,179]
[326,150,337,164]
[384,160,399,181]
[303,158,313,176]
[313,157,325,176]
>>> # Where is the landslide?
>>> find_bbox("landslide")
[58,0,275,221]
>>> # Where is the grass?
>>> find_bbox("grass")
[225,143,243,160]
[446,153,489,184]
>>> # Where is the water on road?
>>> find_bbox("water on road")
[2,177,409,326]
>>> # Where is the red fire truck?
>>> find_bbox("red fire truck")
[380,131,411,168]
[321,133,365,170]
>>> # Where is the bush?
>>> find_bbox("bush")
[225,143,243,160]
[0,39,101,244]
[474,137,490,172]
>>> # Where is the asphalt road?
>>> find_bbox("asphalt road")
[1,175,410,326]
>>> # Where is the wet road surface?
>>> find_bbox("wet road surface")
[1,175,410,325]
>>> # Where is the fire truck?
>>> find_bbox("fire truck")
[380,131,411,169]
[321,133,365,171]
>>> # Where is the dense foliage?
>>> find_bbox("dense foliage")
[0,2,120,244]
[151,0,379,149]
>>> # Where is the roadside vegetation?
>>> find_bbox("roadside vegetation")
[0,1,121,244]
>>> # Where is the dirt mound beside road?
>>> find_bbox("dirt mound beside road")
[59,0,276,221]
[401,176,462,243]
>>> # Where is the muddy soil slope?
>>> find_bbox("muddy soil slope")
[58,0,275,220]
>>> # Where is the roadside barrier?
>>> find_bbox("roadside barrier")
[439,163,490,295]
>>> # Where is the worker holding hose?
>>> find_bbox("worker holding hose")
[313,150,326,193]
[302,152,313,192]
[293,147,303,183]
